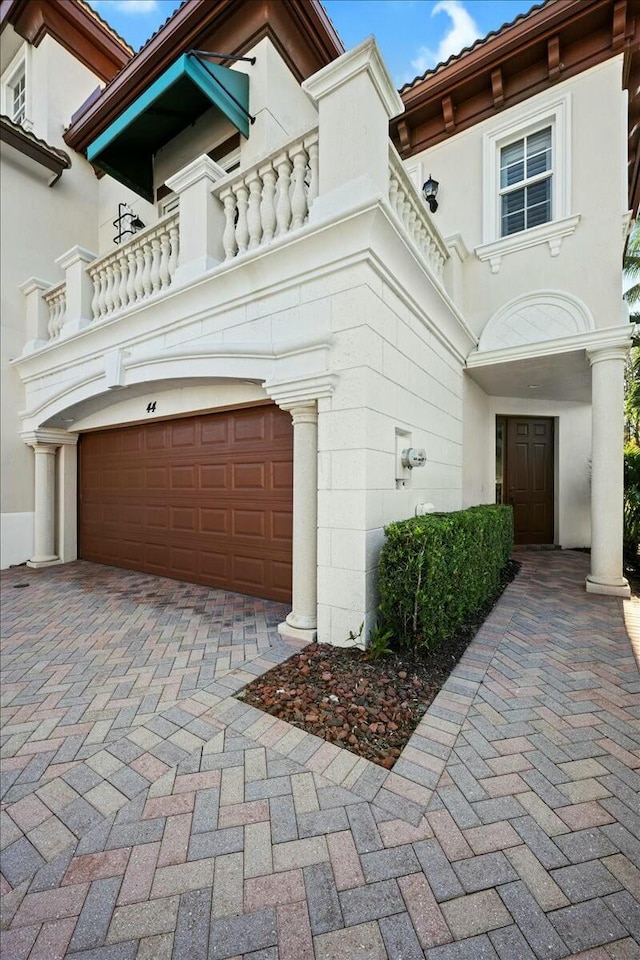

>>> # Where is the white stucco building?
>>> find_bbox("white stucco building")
[1,0,637,646]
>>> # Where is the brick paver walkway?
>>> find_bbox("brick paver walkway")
[1,552,638,959]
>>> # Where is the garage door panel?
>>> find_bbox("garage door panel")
[233,555,266,590]
[146,466,169,489]
[171,421,196,448]
[234,412,266,443]
[171,507,197,532]
[200,550,229,580]
[271,560,292,593]
[122,431,143,453]
[120,503,143,526]
[122,468,144,491]
[170,546,198,575]
[200,464,227,489]
[171,465,197,489]
[79,404,292,601]
[121,539,145,563]
[272,460,293,489]
[272,510,293,541]
[145,424,168,450]
[233,463,265,490]
[146,505,169,529]
[201,418,228,445]
[200,508,228,534]
[233,509,265,538]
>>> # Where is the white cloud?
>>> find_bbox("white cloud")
[409,0,480,77]
[92,0,158,14]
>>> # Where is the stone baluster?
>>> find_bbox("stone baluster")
[134,247,145,301]
[126,251,137,305]
[247,172,263,249]
[222,192,238,260]
[159,231,171,289]
[290,147,308,229]
[142,242,153,298]
[111,259,122,312]
[151,237,162,293]
[106,264,117,316]
[275,156,292,237]
[117,253,128,309]
[168,225,179,279]
[260,166,277,244]
[307,139,319,210]
[98,267,108,318]
[235,184,250,254]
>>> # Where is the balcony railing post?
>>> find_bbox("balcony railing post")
[302,37,403,221]
[20,277,51,354]
[166,155,227,284]
[55,246,97,338]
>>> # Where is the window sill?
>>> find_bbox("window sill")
[475,213,581,274]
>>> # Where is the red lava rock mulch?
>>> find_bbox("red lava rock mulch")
[237,560,521,768]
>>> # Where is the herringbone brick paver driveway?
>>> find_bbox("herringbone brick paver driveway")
[1,552,639,959]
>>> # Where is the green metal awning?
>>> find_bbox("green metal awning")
[87,53,251,202]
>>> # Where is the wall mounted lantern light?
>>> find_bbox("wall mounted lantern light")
[422,174,439,213]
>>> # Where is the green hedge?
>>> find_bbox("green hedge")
[624,442,640,557]
[378,504,514,651]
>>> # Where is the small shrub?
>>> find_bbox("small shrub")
[378,504,514,652]
[624,442,640,557]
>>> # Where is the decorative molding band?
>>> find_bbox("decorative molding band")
[475,214,581,274]
[467,324,634,369]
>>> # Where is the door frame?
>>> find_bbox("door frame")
[496,414,556,545]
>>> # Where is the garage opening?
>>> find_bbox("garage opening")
[79,403,293,602]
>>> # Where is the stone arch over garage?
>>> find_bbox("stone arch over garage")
[478,291,595,353]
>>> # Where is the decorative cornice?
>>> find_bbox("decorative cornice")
[166,154,227,194]
[55,245,97,270]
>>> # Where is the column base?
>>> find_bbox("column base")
[586,575,631,599]
[27,557,62,568]
[277,620,317,643]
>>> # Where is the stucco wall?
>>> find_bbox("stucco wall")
[0,31,106,567]
[406,57,628,340]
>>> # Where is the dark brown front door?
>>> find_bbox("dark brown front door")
[505,417,554,545]
[79,404,293,602]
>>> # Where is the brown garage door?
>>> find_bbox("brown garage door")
[79,404,293,602]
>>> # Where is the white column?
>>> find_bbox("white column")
[586,344,630,598]
[27,442,60,567]
[278,402,319,640]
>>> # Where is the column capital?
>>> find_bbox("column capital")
[586,343,630,366]
[22,428,78,448]
[283,402,318,425]
[264,371,337,409]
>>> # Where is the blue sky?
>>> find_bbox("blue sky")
[88,0,538,87]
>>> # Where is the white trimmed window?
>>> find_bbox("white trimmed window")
[499,126,552,236]
[476,93,579,271]
[2,47,31,130]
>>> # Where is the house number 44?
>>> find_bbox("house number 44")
[146,401,157,413]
